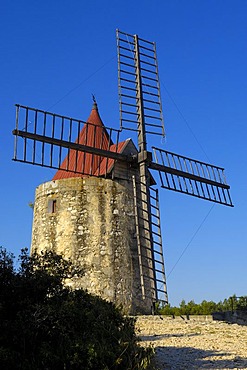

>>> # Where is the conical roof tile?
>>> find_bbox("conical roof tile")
[53,103,113,180]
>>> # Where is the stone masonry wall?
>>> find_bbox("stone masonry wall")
[31,177,153,314]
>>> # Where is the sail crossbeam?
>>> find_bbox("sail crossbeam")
[152,147,233,206]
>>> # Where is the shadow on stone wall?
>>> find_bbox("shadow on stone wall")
[213,310,247,326]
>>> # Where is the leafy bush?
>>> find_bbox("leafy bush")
[157,295,247,316]
[0,248,153,370]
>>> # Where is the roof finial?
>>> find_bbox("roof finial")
[92,94,98,110]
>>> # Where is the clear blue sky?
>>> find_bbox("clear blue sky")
[1,0,246,306]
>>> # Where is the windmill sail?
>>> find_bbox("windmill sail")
[151,147,233,206]
[150,187,168,303]
[12,104,129,177]
[117,29,165,137]
[117,30,168,306]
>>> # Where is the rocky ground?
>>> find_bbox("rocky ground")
[135,316,247,369]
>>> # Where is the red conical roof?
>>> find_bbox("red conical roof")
[53,103,119,180]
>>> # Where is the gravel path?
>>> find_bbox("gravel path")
[135,316,247,369]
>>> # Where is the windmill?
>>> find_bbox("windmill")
[12,30,233,314]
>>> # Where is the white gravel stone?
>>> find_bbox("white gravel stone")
[135,316,247,369]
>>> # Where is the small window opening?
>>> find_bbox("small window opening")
[48,199,57,213]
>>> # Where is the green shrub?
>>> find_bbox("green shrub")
[0,247,153,370]
[157,295,247,316]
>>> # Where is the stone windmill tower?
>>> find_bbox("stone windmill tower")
[31,101,152,314]
[13,30,233,315]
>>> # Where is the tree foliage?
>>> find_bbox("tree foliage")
[158,294,247,316]
[0,247,153,370]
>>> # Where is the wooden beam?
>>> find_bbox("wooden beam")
[149,161,230,190]
[12,130,133,163]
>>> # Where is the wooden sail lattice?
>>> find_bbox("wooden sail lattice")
[150,186,167,302]
[117,29,165,137]
[152,147,233,206]
[13,104,124,178]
